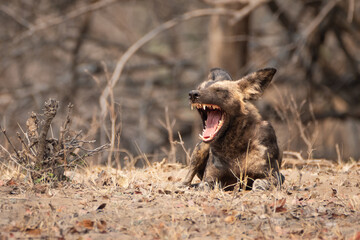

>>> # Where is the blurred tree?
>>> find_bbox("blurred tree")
[208,2,249,78]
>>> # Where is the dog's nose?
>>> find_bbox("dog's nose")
[189,90,200,101]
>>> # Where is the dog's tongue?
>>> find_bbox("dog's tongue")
[203,111,221,138]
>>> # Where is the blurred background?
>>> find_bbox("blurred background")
[0,0,359,167]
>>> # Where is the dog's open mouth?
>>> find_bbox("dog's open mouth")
[191,103,225,142]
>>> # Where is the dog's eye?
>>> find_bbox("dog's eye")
[215,88,227,93]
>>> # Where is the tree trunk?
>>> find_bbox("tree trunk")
[208,3,250,79]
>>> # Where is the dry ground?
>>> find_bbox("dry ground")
[0,161,359,240]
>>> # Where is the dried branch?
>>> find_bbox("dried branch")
[66,12,93,103]
[159,107,176,163]
[0,124,21,159]
[301,0,340,40]
[13,0,117,45]
[266,0,298,38]
[0,144,38,173]
[37,99,59,163]
[0,5,31,29]
[100,6,261,119]
[176,132,191,165]
[203,0,254,4]
[333,25,359,78]
[230,0,268,24]
[68,144,110,164]
[347,0,355,23]
[59,103,74,147]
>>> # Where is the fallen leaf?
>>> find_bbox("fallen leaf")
[97,203,106,210]
[56,206,66,212]
[9,187,20,195]
[275,226,283,234]
[116,174,129,188]
[6,178,17,186]
[202,205,220,216]
[33,184,47,194]
[270,198,287,212]
[224,215,236,224]
[77,219,94,230]
[68,227,79,234]
[25,228,41,236]
[25,208,32,215]
[49,203,56,211]
[97,220,107,233]
[331,188,337,197]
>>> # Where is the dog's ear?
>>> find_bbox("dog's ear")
[237,68,276,100]
[208,68,232,81]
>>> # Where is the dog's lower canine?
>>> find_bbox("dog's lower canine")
[183,68,284,191]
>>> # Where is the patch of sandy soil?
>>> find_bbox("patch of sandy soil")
[0,162,359,239]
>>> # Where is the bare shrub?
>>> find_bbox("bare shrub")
[0,99,109,183]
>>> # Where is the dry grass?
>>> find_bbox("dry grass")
[0,160,359,239]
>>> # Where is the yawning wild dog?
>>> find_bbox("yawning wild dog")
[183,68,284,191]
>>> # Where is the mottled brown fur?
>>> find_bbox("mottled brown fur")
[183,68,283,190]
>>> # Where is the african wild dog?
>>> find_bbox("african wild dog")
[182,68,284,191]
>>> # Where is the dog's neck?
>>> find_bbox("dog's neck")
[210,108,262,161]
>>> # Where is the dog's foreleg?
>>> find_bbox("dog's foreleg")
[182,141,210,186]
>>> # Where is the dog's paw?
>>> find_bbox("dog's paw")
[198,182,212,191]
[176,181,191,189]
[252,179,271,192]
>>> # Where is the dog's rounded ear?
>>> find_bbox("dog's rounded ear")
[208,68,232,81]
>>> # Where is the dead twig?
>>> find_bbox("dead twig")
[37,99,59,163]
[282,158,335,168]
[134,142,152,168]
[67,144,110,164]
[100,4,267,121]
[59,103,74,149]
[347,0,355,23]
[230,0,268,24]
[283,151,336,168]
[283,151,304,161]
[159,107,176,163]
[203,0,253,4]
[0,124,21,159]
[0,5,31,29]
[13,0,117,45]
[0,144,38,173]
[176,132,191,165]
[301,0,340,41]
[100,7,248,119]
